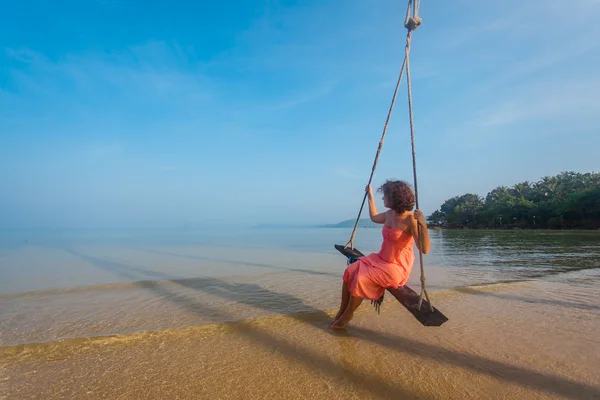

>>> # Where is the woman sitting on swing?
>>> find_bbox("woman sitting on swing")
[330,179,431,330]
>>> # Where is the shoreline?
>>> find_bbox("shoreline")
[427,226,600,231]
[3,278,599,400]
[0,274,548,349]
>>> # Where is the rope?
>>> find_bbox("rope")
[404,8,433,313]
[344,0,433,312]
[344,54,408,250]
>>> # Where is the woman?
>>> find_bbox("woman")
[329,180,431,330]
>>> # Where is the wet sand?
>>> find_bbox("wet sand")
[3,278,599,400]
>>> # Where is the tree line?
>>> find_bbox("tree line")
[426,171,600,229]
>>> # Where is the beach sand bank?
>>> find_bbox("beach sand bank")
[2,277,599,400]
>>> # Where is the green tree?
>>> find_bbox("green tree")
[434,193,484,228]
[429,170,600,229]
[426,210,445,227]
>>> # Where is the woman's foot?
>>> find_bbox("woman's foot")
[329,310,343,328]
[329,311,354,330]
[329,295,362,330]
[329,319,348,330]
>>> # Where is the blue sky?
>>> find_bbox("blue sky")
[1,0,599,229]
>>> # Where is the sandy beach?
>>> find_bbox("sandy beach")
[2,229,600,399]
[3,0,599,396]
[3,275,599,400]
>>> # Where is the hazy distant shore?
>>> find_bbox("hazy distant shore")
[252,220,600,230]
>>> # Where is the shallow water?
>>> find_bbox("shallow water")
[1,228,599,347]
[1,228,600,399]
[3,279,599,400]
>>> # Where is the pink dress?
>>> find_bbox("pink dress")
[343,225,415,300]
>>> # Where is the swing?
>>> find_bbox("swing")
[334,0,448,327]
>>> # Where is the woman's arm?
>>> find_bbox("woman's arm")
[410,210,431,254]
[367,185,386,224]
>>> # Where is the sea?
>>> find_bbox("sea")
[1,227,599,347]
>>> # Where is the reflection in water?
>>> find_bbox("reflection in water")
[432,230,600,283]
[2,229,600,400]
[1,229,599,348]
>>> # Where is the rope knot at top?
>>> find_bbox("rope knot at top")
[405,16,422,31]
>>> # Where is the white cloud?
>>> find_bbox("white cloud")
[4,42,214,110]
[5,48,42,64]
[470,77,600,129]
[410,0,600,149]
[4,37,350,122]
[263,79,339,111]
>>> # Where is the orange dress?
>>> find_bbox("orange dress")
[343,225,415,300]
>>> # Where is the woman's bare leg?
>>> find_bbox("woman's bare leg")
[333,281,351,321]
[330,295,363,330]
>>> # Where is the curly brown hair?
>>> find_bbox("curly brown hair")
[377,180,415,213]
